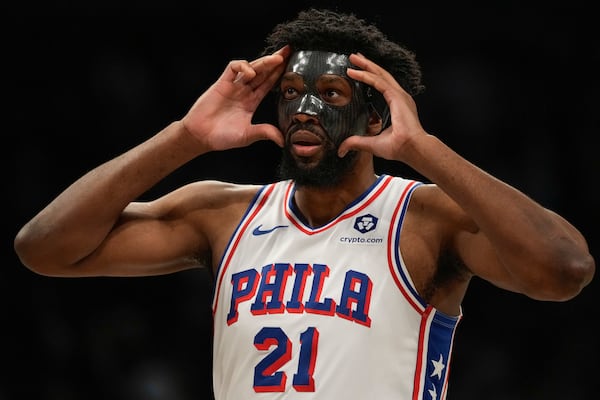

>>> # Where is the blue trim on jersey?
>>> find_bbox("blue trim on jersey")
[422,309,461,400]
[212,184,270,303]
[392,181,428,308]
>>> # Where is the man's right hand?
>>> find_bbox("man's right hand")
[181,45,291,152]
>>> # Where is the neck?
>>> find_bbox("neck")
[293,155,377,227]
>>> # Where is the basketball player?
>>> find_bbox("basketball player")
[14,8,594,400]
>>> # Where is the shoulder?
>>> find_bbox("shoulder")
[158,180,268,271]
[154,180,264,215]
[409,183,476,233]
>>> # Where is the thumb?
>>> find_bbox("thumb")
[338,135,374,158]
[248,124,284,148]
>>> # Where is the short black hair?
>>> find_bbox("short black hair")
[262,8,425,96]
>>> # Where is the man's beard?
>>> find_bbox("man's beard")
[276,141,358,188]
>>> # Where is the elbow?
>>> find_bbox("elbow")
[14,225,64,277]
[565,252,596,299]
[539,252,596,302]
[14,225,32,266]
[14,227,44,275]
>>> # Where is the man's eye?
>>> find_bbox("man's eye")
[320,87,351,106]
[323,89,339,99]
[282,87,299,99]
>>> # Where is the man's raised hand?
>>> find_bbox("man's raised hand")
[181,46,291,152]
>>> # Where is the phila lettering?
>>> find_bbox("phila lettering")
[226,263,372,327]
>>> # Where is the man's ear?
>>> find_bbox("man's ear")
[367,107,383,136]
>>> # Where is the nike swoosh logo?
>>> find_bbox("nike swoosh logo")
[252,224,289,236]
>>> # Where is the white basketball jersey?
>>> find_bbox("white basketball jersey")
[212,175,462,400]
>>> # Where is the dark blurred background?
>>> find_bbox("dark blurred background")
[4,2,598,399]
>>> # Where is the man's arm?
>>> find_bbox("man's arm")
[14,47,290,278]
[340,52,595,301]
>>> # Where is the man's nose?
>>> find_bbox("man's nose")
[293,112,319,124]
[295,93,324,117]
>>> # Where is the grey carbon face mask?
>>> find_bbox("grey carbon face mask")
[277,50,371,146]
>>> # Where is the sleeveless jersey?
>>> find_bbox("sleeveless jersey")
[212,174,462,400]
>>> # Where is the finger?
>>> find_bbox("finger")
[337,135,376,158]
[347,67,395,93]
[254,59,286,96]
[224,46,291,86]
[219,60,254,84]
[347,53,401,92]
[247,124,284,148]
[250,53,286,78]
[272,45,291,57]
[348,53,389,78]
[231,61,257,84]
[242,55,286,96]
[251,45,291,71]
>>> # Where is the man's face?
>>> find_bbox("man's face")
[276,50,370,187]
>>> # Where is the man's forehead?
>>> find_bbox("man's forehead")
[286,50,351,77]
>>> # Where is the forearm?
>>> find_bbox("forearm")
[15,120,205,270]
[404,134,550,238]
[402,133,594,295]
